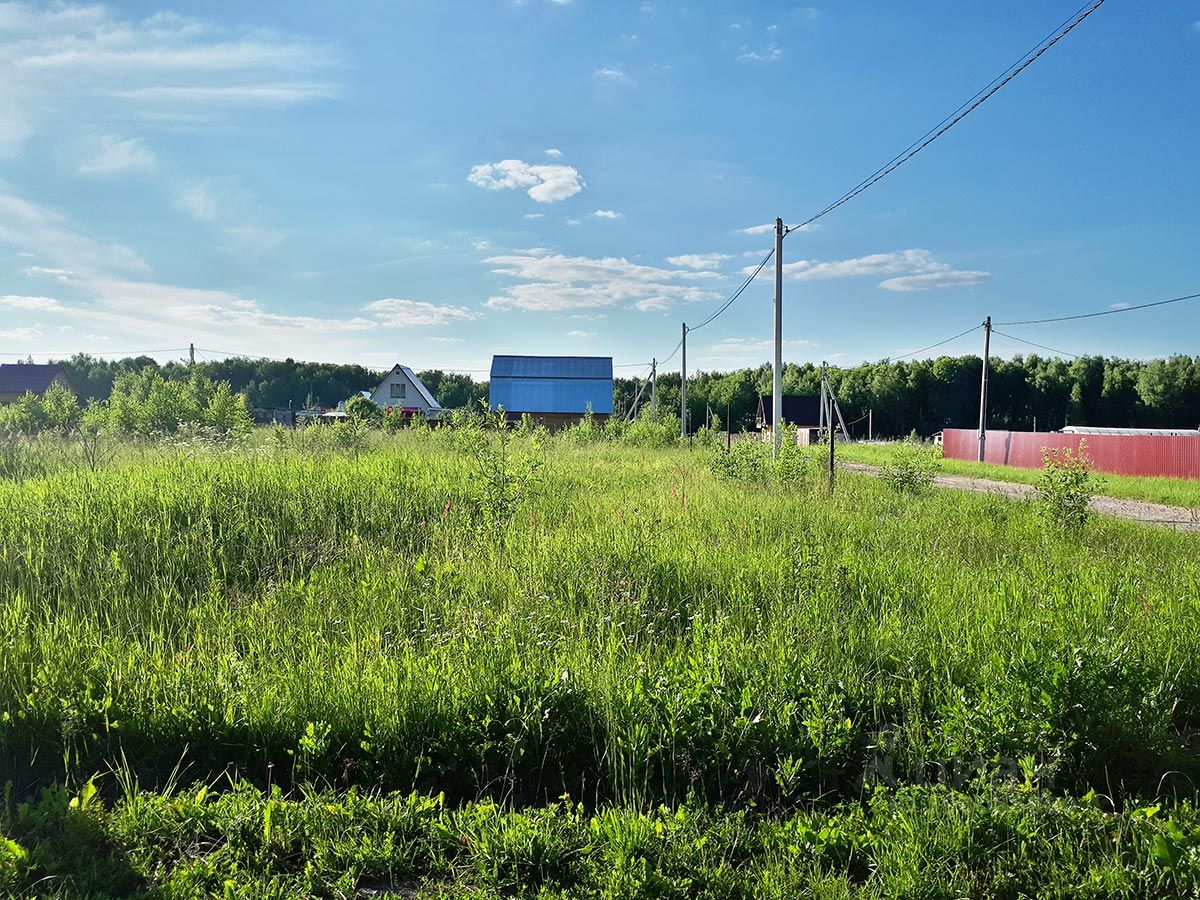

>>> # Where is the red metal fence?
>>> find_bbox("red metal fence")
[942,429,1200,480]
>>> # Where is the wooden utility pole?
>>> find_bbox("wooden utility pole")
[977,316,991,462]
[680,323,688,439]
[824,365,835,493]
[189,342,195,366]
[650,358,657,416]
[772,217,784,459]
[868,408,873,442]
[726,402,731,450]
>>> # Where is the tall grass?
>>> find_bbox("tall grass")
[3,432,1198,814]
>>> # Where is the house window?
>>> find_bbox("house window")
[390,382,406,399]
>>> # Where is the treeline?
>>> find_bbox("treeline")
[617,355,1200,437]
[58,355,487,411]
[50,353,1200,437]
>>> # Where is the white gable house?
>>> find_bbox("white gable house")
[370,365,442,414]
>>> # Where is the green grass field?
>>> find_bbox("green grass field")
[3,429,1200,896]
[838,440,1200,509]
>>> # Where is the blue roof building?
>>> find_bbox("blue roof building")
[489,355,613,425]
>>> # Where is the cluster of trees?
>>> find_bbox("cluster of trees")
[1,369,251,437]
[615,355,1200,437]
[58,355,488,411]
[42,353,1200,438]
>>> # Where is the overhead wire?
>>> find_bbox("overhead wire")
[783,0,1108,237]
[991,329,1080,359]
[995,291,1200,326]
[888,324,983,361]
[648,1,1107,372]
[676,247,777,340]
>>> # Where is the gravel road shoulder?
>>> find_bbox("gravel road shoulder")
[842,462,1200,532]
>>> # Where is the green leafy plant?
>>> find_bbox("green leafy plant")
[881,440,939,494]
[1036,442,1096,528]
[344,394,383,425]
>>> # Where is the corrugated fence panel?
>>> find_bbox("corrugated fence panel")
[942,429,1200,480]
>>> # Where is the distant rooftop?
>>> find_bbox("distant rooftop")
[0,363,68,396]
[490,355,613,380]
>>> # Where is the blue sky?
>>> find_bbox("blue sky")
[1,1,1197,374]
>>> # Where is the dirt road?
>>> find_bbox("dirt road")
[842,463,1200,532]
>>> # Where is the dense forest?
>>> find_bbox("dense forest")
[47,353,1200,438]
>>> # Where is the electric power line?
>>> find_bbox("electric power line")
[991,329,1079,359]
[995,291,1200,326]
[783,0,1107,237]
[888,324,983,361]
[688,247,776,334]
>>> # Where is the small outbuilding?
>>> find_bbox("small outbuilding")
[756,394,822,442]
[489,355,613,429]
[370,365,442,418]
[0,363,72,404]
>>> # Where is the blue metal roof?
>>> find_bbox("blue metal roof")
[489,355,613,414]
[490,355,613,380]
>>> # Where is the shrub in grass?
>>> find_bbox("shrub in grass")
[1036,442,1095,528]
[881,440,939,494]
[344,394,383,425]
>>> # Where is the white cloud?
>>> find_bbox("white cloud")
[739,247,992,292]
[0,187,147,274]
[363,298,478,326]
[1109,302,1131,310]
[635,297,671,312]
[878,271,992,292]
[0,326,42,340]
[78,135,156,175]
[175,178,239,223]
[665,253,732,270]
[566,330,594,337]
[565,218,582,226]
[738,221,818,235]
[544,148,563,158]
[467,159,584,203]
[739,42,782,62]
[744,248,945,282]
[523,212,545,220]
[710,337,813,353]
[428,336,464,343]
[0,5,339,155]
[594,65,634,85]
[484,252,722,312]
[473,239,492,250]
[590,209,622,220]
[173,179,284,258]
[3,195,476,362]
[0,294,61,310]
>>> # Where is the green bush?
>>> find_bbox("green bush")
[344,394,383,425]
[0,383,80,434]
[711,430,818,488]
[1036,442,1096,528]
[94,368,251,437]
[881,440,940,494]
